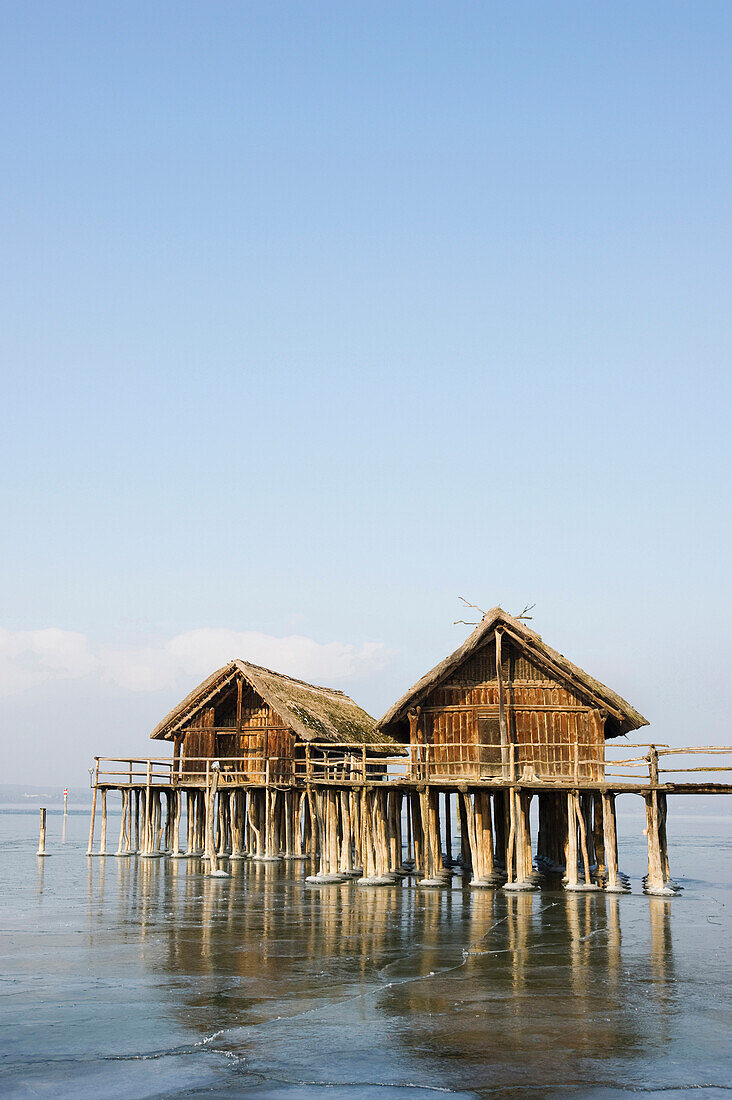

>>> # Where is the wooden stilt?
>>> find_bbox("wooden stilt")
[339,789,354,873]
[410,791,423,873]
[602,791,624,893]
[170,789,182,857]
[565,791,579,887]
[406,792,413,864]
[644,791,674,894]
[576,793,592,885]
[443,791,452,865]
[505,788,516,884]
[457,790,471,870]
[116,789,130,855]
[87,783,98,856]
[592,793,606,878]
[99,789,108,855]
[658,792,672,886]
[494,791,507,870]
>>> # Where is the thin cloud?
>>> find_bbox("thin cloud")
[0,626,392,697]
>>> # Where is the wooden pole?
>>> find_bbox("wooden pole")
[206,767,226,874]
[645,791,666,894]
[410,790,423,873]
[133,788,140,853]
[463,791,479,879]
[565,791,579,888]
[505,788,516,884]
[592,792,605,878]
[602,791,622,892]
[171,789,182,857]
[117,789,129,855]
[86,760,99,855]
[457,790,470,870]
[575,792,592,885]
[496,630,508,780]
[658,791,671,885]
[37,808,47,856]
[99,788,108,855]
[494,792,506,870]
[443,791,452,866]
[478,789,496,879]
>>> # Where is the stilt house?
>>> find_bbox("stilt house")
[151,660,393,782]
[378,608,648,782]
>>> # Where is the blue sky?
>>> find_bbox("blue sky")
[1,2,730,782]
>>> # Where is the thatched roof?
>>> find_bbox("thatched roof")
[151,659,398,748]
[378,607,648,738]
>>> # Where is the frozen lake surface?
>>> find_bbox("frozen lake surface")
[1,805,730,1098]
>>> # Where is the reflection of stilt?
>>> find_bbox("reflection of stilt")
[506,890,534,993]
[649,896,674,986]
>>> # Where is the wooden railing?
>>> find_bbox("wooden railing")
[90,743,732,789]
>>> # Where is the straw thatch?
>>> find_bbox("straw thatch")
[378,607,648,738]
[151,659,398,748]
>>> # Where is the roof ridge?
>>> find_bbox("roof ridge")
[235,660,347,696]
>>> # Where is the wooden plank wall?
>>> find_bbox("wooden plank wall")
[179,682,297,781]
[419,641,606,781]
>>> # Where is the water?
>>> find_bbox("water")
[1,806,731,1099]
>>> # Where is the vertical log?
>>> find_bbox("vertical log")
[575,792,592,885]
[99,789,108,855]
[37,808,47,856]
[457,790,471,870]
[410,791,423,873]
[463,791,479,880]
[394,790,404,871]
[86,766,99,856]
[117,789,129,855]
[494,792,507,870]
[565,791,579,888]
[478,789,496,878]
[405,791,413,864]
[505,788,516,884]
[339,789,353,873]
[496,630,508,779]
[592,792,606,878]
[657,791,670,883]
[443,792,452,866]
[602,791,622,892]
[133,788,140,853]
[645,791,666,894]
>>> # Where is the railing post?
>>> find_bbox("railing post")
[573,740,579,784]
[362,746,367,781]
[649,745,659,786]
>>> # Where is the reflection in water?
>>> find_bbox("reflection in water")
[80,860,685,1095]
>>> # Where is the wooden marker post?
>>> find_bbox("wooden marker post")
[37,808,48,856]
[87,760,99,856]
